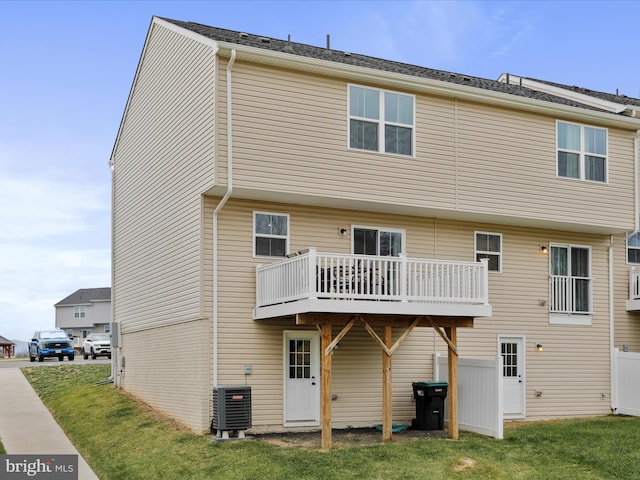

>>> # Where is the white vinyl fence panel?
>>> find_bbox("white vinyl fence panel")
[613,349,640,417]
[435,353,503,439]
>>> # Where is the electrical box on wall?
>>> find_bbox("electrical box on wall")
[110,322,119,347]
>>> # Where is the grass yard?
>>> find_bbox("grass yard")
[22,364,640,480]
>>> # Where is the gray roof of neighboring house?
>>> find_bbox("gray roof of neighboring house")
[55,288,111,307]
[0,335,14,345]
[161,18,639,115]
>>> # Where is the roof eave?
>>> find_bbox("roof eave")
[214,42,640,130]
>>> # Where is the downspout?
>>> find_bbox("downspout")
[213,49,237,388]
[609,234,615,412]
[109,158,117,386]
[635,130,640,233]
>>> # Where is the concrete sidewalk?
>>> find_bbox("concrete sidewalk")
[0,367,99,479]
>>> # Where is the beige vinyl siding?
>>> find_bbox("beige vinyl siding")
[435,220,612,419]
[613,233,640,351]
[119,318,212,433]
[217,60,635,232]
[112,22,215,334]
[211,198,612,430]
[456,101,634,228]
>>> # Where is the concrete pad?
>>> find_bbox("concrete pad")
[0,368,99,479]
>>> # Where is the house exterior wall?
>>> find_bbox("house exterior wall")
[221,60,635,233]
[209,198,612,431]
[119,318,212,433]
[55,301,111,329]
[111,21,216,335]
[112,20,639,435]
[111,21,218,433]
[614,233,640,351]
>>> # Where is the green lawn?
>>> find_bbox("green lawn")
[21,364,640,479]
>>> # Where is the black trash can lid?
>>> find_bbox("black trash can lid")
[413,381,448,387]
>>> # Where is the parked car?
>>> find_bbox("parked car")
[29,329,74,362]
[83,333,111,359]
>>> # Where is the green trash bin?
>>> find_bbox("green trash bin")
[412,382,448,430]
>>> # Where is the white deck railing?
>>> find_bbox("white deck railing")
[256,248,489,308]
[549,275,592,314]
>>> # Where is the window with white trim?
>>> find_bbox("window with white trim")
[353,227,403,256]
[549,245,591,315]
[74,306,86,318]
[557,121,607,182]
[349,85,414,156]
[254,212,289,258]
[628,232,640,264]
[475,232,502,272]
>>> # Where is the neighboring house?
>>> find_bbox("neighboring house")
[54,288,111,348]
[110,16,640,447]
[0,336,15,358]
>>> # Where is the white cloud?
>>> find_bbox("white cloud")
[0,142,111,342]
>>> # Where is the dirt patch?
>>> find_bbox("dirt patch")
[255,427,449,449]
[453,457,477,471]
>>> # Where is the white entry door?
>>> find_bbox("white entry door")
[500,336,525,418]
[284,331,320,426]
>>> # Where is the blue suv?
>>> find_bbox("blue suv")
[29,329,75,362]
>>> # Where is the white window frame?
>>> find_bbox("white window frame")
[556,120,608,183]
[474,231,502,273]
[627,232,640,264]
[549,243,592,325]
[253,211,290,258]
[74,306,86,318]
[351,225,406,256]
[82,329,92,339]
[348,84,415,157]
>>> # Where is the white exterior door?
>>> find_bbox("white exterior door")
[284,331,320,426]
[500,336,525,418]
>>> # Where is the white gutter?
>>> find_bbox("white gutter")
[213,49,237,387]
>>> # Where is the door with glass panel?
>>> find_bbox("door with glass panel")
[284,331,320,425]
[500,336,525,418]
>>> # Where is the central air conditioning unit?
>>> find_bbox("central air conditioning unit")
[211,386,252,439]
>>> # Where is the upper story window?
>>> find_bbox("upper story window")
[254,212,289,258]
[74,306,86,318]
[475,232,502,272]
[349,85,414,156]
[628,232,640,264]
[557,121,607,183]
[353,227,403,256]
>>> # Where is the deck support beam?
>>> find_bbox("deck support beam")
[382,325,393,442]
[445,326,459,439]
[320,324,332,450]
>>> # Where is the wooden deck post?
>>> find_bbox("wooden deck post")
[382,325,393,442]
[445,326,459,439]
[321,324,332,450]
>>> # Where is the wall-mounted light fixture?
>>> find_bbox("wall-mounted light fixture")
[339,228,348,236]
[540,245,548,254]
[535,343,543,352]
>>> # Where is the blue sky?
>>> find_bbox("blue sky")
[1,0,639,341]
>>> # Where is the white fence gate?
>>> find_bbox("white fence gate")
[435,353,504,439]
[612,349,640,416]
